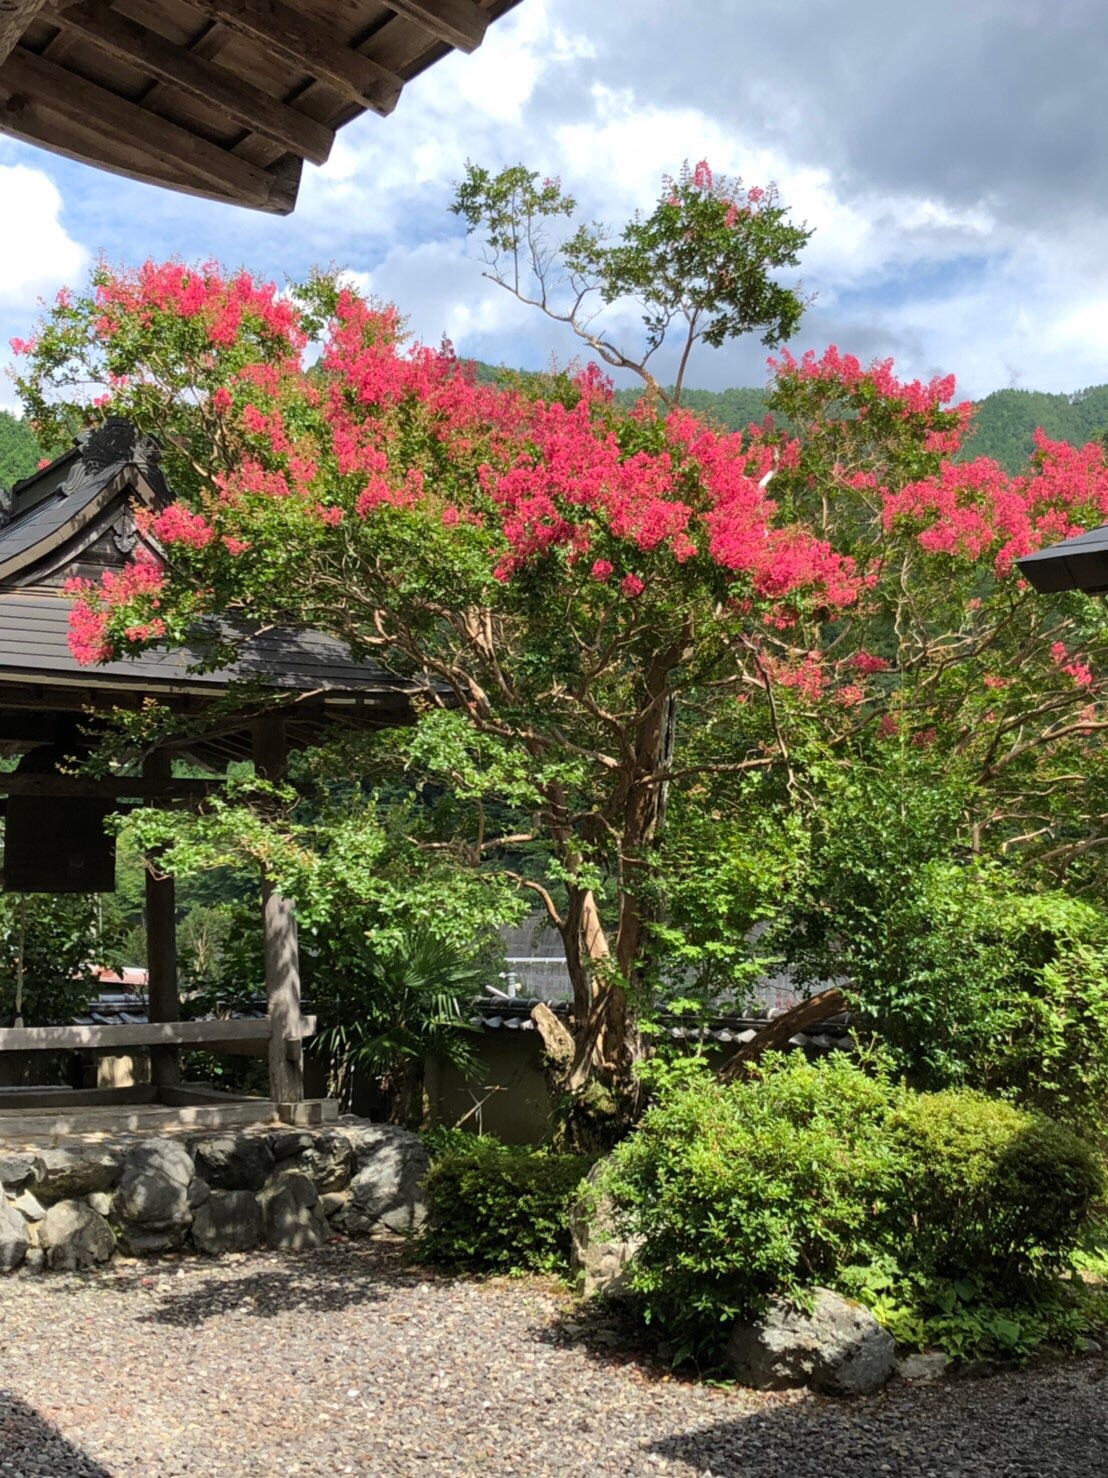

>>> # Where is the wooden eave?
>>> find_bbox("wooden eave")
[0,0,523,213]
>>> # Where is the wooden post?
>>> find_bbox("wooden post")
[253,715,304,1104]
[144,751,180,1090]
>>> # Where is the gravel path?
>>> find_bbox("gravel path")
[1,1242,1106,1477]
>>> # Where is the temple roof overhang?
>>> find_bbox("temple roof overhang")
[0,0,523,213]
[1017,525,1108,596]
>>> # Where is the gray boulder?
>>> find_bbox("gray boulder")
[570,1162,642,1300]
[39,1200,116,1271]
[270,1131,314,1162]
[279,1131,355,1193]
[21,1246,45,1275]
[0,1154,42,1191]
[37,1147,122,1203]
[344,1124,430,1233]
[0,1196,29,1272]
[9,1189,46,1223]
[114,1141,195,1229]
[726,1288,896,1397]
[117,1224,189,1256]
[192,1190,264,1255]
[192,1133,275,1192]
[896,1351,949,1381]
[259,1169,329,1251]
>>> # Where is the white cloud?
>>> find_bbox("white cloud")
[0,162,86,308]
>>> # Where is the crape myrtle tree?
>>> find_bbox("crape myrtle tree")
[11,175,1108,1131]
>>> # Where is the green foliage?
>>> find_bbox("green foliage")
[312,930,486,1125]
[603,1055,1103,1367]
[604,1054,903,1362]
[839,1258,1108,1363]
[0,893,109,1027]
[783,765,1108,1124]
[452,159,809,404]
[0,410,43,487]
[889,1091,1103,1281]
[420,1139,594,1274]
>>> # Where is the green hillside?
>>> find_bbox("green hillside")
[0,410,43,487]
[469,361,1108,472]
[959,386,1108,471]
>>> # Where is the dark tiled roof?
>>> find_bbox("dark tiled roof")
[1017,524,1108,594]
[0,592,433,700]
[471,996,853,1054]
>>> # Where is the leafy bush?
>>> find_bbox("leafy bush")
[602,1054,903,1362]
[420,1139,594,1274]
[602,1054,1103,1367]
[889,1091,1104,1281]
[839,1258,1108,1363]
[784,762,1108,1128]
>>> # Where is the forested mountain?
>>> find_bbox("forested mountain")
[0,411,43,487]
[471,361,1108,473]
[958,386,1108,470]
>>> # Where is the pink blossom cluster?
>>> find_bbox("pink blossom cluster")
[95,262,306,353]
[883,431,1108,576]
[772,345,968,422]
[65,551,165,664]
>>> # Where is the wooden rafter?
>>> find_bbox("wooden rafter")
[0,0,522,214]
[385,0,488,52]
[0,44,300,210]
[0,0,46,65]
[50,2,335,166]
[186,0,405,114]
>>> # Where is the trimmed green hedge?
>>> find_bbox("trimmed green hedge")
[420,1138,594,1274]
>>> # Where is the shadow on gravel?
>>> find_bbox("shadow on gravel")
[133,1253,409,1328]
[535,1299,676,1381]
[646,1368,1108,1478]
[0,1390,112,1477]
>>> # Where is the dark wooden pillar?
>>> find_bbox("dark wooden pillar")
[144,751,180,1090]
[253,715,304,1104]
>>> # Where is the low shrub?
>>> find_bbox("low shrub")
[602,1054,1104,1367]
[839,1257,1108,1363]
[601,1053,903,1363]
[420,1138,594,1275]
[888,1091,1104,1282]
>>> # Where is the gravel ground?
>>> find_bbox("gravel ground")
[1,1242,1106,1477]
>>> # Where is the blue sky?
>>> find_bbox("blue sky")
[2,0,1107,409]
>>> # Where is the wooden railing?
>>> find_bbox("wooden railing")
[0,1016,316,1060]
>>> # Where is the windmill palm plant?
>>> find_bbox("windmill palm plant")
[311,930,486,1126]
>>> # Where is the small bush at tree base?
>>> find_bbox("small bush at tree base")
[889,1091,1104,1283]
[419,1139,594,1275]
[602,1053,904,1364]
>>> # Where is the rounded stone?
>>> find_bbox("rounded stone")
[726,1287,896,1397]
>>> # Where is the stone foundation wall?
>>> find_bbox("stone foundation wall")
[0,1118,430,1275]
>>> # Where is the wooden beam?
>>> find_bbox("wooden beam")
[0,772,218,800]
[145,752,180,1088]
[385,0,488,53]
[0,1016,315,1052]
[0,0,46,66]
[717,988,849,1082]
[188,0,403,114]
[50,2,335,166]
[0,45,298,211]
[254,714,304,1104]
